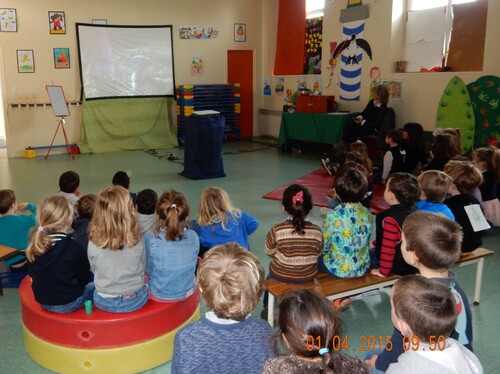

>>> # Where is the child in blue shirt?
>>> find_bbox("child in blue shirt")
[197,186,258,255]
[416,170,455,221]
[145,189,199,302]
[0,189,37,266]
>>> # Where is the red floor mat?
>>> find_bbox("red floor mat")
[263,168,388,214]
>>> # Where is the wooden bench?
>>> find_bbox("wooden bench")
[265,247,494,326]
[0,245,22,296]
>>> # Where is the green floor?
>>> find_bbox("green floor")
[0,140,498,373]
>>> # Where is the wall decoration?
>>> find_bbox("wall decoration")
[369,67,381,99]
[179,25,219,39]
[92,19,107,25]
[54,48,70,69]
[17,50,35,73]
[436,76,475,154]
[234,23,246,42]
[311,77,322,95]
[467,75,499,147]
[275,77,284,94]
[191,57,204,76]
[381,80,402,100]
[304,16,322,74]
[0,8,17,32]
[325,42,341,88]
[49,11,66,34]
[263,77,271,96]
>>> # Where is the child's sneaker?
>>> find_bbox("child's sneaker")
[321,158,332,175]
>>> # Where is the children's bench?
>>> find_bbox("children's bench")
[265,248,494,326]
[0,245,22,296]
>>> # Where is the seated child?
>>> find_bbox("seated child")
[262,289,369,374]
[171,243,273,374]
[385,276,482,374]
[320,167,373,278]
[423,133,458,172]
[381,130,406,184]
[88,186,147,313]
[0,189,36,266]
[444,160,487,252]
[57,170,81,210]
[135,188,158,234]
[197,186,258,254]
[266,184,323,283]
[416,170,455,221]
[27,195,93,313]
[402,122,427,174]
[112,170,138,205]
[72,194,96,250]
[472,147,500,226]
[366,212,474,372]
[371,172,420,277]
[144,189,199,302]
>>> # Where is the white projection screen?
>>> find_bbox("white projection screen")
[76,24,175,100]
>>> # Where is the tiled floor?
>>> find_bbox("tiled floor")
[0,140,498,373]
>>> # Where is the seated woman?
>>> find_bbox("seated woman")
[341,84,395,150]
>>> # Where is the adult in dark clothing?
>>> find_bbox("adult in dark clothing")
[342,85,395,150]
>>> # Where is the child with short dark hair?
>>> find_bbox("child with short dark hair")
[135,188,158,234]
[321,167,373,278]
[145,189,198,302]
[416,170,455,220]
[381,129,406,184]
[402,122,427,174]
[0,189,36,266]
[384,276,482,374]
[27,195,93,313]
[371,172,420,277]
[366,212,475,372]
[172,243,273,374]
[262,289,369,374]
[444,160,487,252]
[58,170,81,209]
[112,170,137,204]
[72,194,96,250]
[423,133,458,171]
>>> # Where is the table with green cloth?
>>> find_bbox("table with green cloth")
[278,112,358,152]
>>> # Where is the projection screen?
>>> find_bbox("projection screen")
[76,24,175,100]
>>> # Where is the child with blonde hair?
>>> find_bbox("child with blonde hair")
[416,170,455,220]
[197,186,258,254]
[88,185,147,313]
[172,243,273,373]
[145,189,199,302]
[472,146,500,226]
[27,195,92,313]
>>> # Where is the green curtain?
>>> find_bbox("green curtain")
[78,97,178,153]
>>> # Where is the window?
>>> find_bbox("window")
[409,0,477,11]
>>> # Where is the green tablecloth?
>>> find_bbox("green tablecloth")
[278,112,357,152]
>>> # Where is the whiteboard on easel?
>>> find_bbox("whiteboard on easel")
[46,85,70,117]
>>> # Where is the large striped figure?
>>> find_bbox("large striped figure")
[339,20,366,101]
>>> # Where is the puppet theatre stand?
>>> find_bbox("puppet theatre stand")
[19,276,200,373]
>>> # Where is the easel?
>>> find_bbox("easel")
[46,117,73,160]
[45,85,73,160]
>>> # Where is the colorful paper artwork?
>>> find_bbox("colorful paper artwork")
[382,80,402,100]
[49,11,66,34]
[234,23,246,42]
[17,50,35,73]
[54,48,70,69]
[0,8,17,32]
[311,77,322,95]
[275,77,284,94]
[263,77,271,96]
[304,17,323,74]
[191,57,204,76]
[179,26,219,39]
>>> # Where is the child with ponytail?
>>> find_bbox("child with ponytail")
[265,184,323,284]
[262,289,369,374]
[88,185,147,313]
[145,189,199,302]
[472,146,500,226]
[27,195,93,313]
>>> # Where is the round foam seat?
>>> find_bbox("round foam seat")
[19,276,200,348]
[23,306,199,374]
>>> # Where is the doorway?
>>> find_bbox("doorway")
[227,50,254,138]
